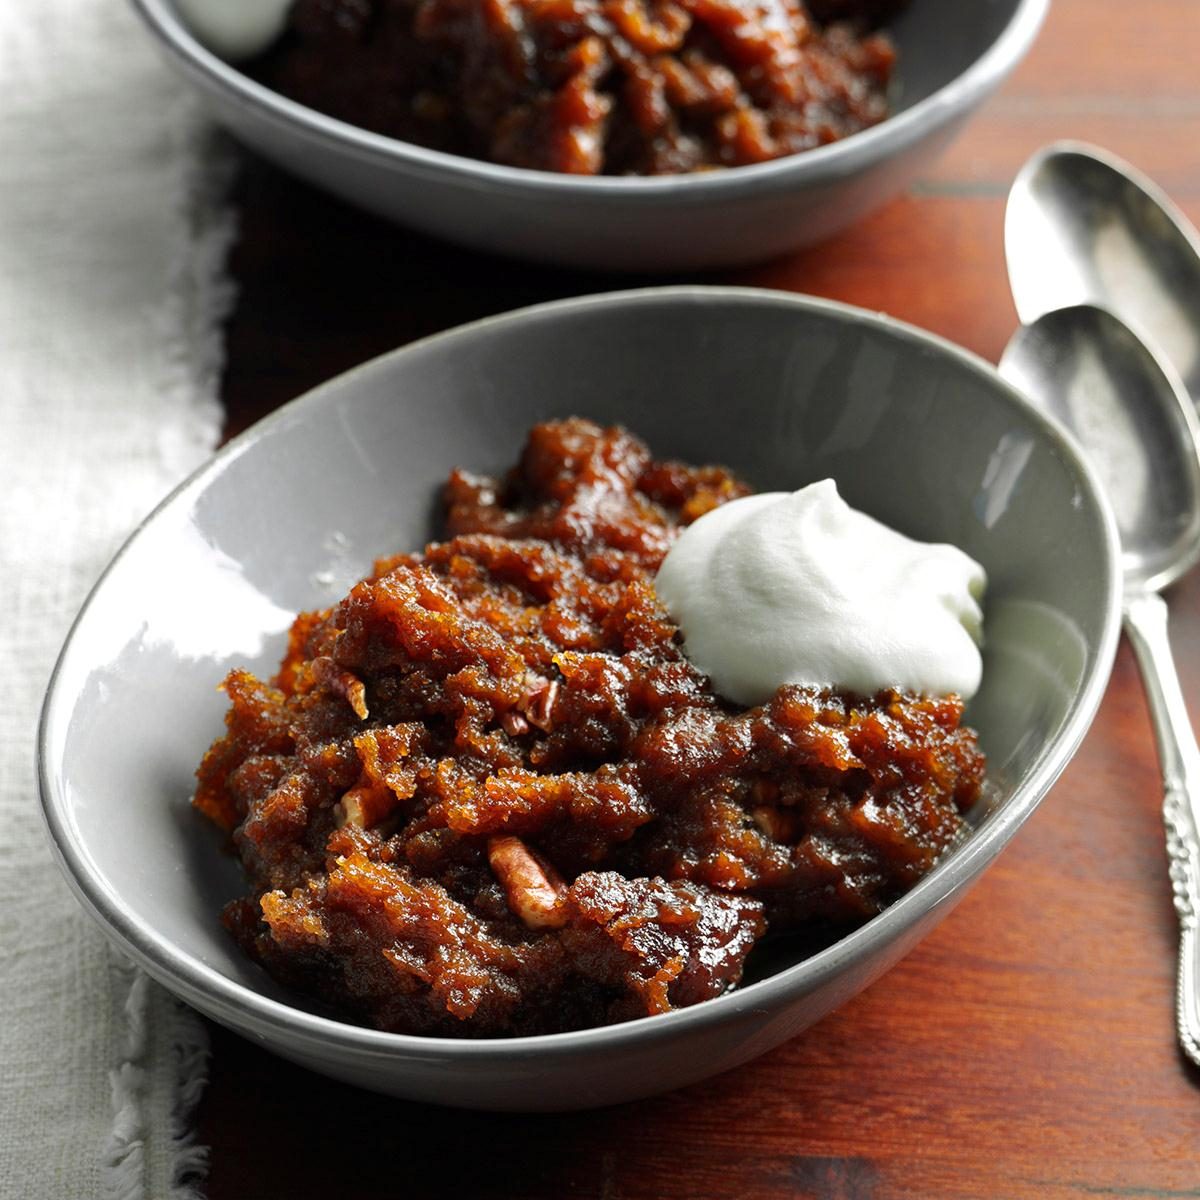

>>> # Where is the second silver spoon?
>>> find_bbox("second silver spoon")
[1000,303,1200,1068]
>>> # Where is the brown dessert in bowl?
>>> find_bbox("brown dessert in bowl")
[250,0,906,174]
[196,417,984,1037]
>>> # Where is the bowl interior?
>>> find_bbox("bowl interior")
[888,0,1022,118]
[41,288,1118,1024]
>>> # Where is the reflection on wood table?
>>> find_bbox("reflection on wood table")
[205,0,1200,1194]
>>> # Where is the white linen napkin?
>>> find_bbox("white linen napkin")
[0,2,233,1196]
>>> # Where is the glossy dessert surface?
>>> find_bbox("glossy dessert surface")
[199,419,983,1037]
[249,0,901,175]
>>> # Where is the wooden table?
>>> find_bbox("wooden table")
[201,1,1200,1194]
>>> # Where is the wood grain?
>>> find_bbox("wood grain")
[203,0,1200,1194]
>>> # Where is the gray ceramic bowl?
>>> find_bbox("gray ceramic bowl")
[129,0,1048,270]
[40,287,1120,1110]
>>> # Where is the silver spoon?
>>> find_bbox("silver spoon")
[1006,141,1200,406]
[1000,304,1200,1067]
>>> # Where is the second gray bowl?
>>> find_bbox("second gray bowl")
[129,0,1048,270]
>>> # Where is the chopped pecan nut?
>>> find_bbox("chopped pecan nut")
[750,806,800,842]
[312,656,368,720]
[501,710,530,736]
[520,675,559,732]
[487,835,568,928]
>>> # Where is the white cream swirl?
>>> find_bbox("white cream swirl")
[654,480,986,706]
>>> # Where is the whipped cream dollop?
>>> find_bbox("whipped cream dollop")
[176,0,291,61]
[654,480,986,706]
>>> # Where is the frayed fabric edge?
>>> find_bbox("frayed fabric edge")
[102,966,151,1200]
[102,966,214,1200]
[165,1000,213,1200]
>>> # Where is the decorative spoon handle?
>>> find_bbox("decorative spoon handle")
[1123,590,1200,1066]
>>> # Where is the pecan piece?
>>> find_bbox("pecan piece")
[487,835,568,929]
[750,806,800,843]
[312,655,368,720]
[501,710,530,736]
[521,674,559,732]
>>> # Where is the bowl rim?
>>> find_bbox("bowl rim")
[38,284,1122,1062]
[129,0,1050,200]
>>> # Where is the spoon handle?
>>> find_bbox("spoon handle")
[1123,591,1200,1067]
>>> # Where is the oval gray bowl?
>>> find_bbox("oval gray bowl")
[39,287,1120,1110]
[129,0,1049,270]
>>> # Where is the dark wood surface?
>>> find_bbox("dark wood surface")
[201,2,1200,1194]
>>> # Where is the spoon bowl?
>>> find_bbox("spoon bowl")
[1005,142,1200,404]
[1000,304,1200,594]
